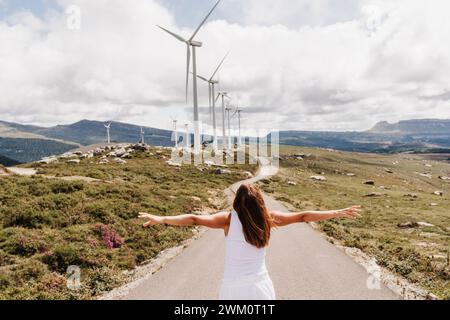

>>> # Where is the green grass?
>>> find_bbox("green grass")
[260,146,449,299]
[0,147,256,299]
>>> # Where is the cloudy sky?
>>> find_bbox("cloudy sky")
[1,0,449,133]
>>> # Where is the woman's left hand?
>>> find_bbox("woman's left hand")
[138,212,164,227]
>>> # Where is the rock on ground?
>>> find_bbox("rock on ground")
[310,175,326,181]
[397,221,419,229]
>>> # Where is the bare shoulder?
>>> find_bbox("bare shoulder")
[213,211,232,224]
[200,211,232,229]
[270,210,285,219]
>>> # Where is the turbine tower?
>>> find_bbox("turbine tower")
[104,122,111,144]
[225,105,233,149]
[140,127,145,144]
[157,0,222,154]
[216,91,231,150]
[173,119,179,149]
[232,106,243,146]
[197,52,229,150]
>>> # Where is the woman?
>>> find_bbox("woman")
[138,184,361,300]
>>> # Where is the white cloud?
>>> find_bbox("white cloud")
[0,0,449,133]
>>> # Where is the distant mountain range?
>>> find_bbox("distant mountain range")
[277,119,450,153]
[369,119,450,134]
[0,118,449,165]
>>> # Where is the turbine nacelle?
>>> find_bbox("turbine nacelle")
[189,40,202,47]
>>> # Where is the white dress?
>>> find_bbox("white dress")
[219,211,276,300]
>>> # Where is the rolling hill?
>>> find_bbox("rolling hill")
[0,120,175,147]
[0,154,20,166]
[0,137,77,165]
[0,120,177,165]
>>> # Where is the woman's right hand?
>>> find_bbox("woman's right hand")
[333,206,362,219]
[138,212,165,227]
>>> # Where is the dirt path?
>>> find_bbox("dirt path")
[5,167,37,176]
[103,158,398,300]
[3,167,106,183]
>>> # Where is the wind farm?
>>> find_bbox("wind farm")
[157,0,223,154]
[156,0,246,157]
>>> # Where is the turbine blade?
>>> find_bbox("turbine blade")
[215,93,220,103]
[157,25,187,43]
[186,44,191,103]
[189,0,222,41]
[210,51,229,81]
[197,74,209,82]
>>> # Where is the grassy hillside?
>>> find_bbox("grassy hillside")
[261,146,449,299]
[0,147,256,299]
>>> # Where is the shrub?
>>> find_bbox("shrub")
[0,228,52,257]
[84,267,124,295]
[0,272,9,290]
[12,259,48,280]
[321,221,344,240]
[42,245,84,273]
[51,181,84,194]
[2,205,52,229]
[0,250,16,266]
[95,224,124,249]
[84,203,112,223]
[28,183,51,197]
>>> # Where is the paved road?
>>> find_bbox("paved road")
[119,158,398,300]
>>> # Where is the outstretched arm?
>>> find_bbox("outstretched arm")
[271,206,361,227]
[138,211,230,229]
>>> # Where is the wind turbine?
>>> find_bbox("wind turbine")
[140,127,145,144]
[215,91,231,150]
[104,122,111,144]
[197,52,229,150]
[225,105,233,149]
[232,106,243,146]
[157,0,222,154]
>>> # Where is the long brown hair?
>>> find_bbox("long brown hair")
[233,184,274,248]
